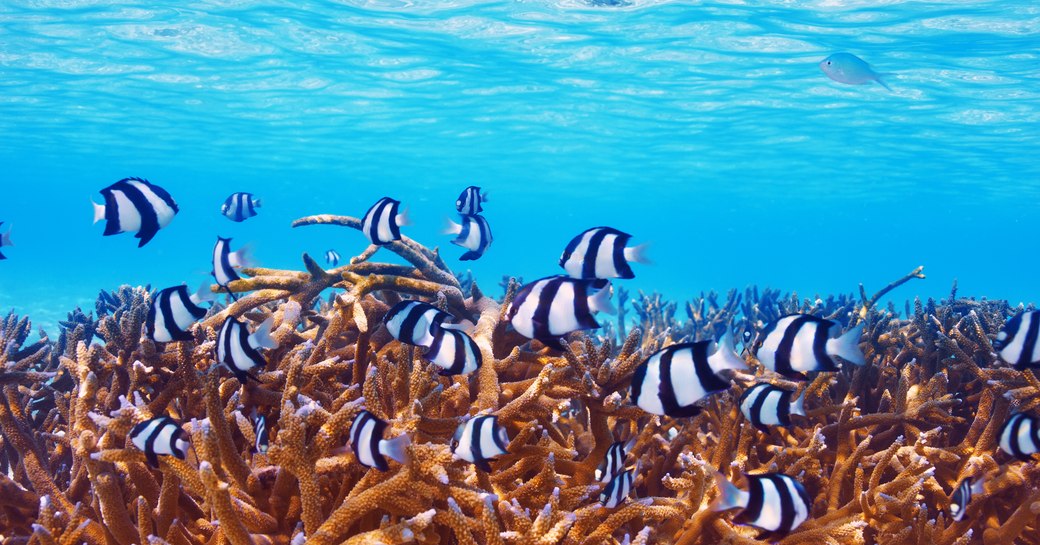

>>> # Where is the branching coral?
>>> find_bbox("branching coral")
[1,219,1038,545]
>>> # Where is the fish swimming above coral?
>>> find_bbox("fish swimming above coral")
[214,316,277,383]
[349,409,410,471]
[220,191,261,222]
[212,236,251,300]
[949,476,985,522]
[129,416,190,468]
[631,332,746,417]
[507,275,616,350]
[738,382,806,431]
[596,438,635,483]
[455,185,488,215]
[600,464,637,508]
[999,412,1040,461]
[92,177,179,247]
[452,414,510,471]
[819,52,891,91]
[384,300,453,347]
[0,221,12,259]
[994,309,1040,369]
[361,196,409,245]
[325,248,341,267]
[560,226,648,280]
[445,214,493,261]
[713,472,812,536]
[752,314,866,379]
[424,327,482,376]
[146,284,213,342]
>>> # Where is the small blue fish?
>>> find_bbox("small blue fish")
[819,52,891,91]
[0,222,12,260]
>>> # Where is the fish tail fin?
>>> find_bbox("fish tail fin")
[442,217,462,235]
[192,283,216,304]
[828,323,867,366]
[589,283,617,315]
[92,200,106,224]
[1,227,12,247]
[396,208,411,227]
[623,242,652,265]
[711,472,749,512]
[481,190,489,203]
[876,75,893,91]
[379,433,411,465]
[970,476,986,495]
[790,388,807,417]
[251,317,279,350]
[252,197,262,208]
[230,244,255,268]
[709,330,749,373]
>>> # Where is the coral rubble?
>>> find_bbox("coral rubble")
[2,216,1039,545]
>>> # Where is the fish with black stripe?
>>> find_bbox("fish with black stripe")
[738,383,806,431]
[631,332,747,417]
[507,275,616,350]
[451,414,510,471]
[994,310,1040,370]
[713,472,812,536]
[444,214,493,261]
[596,438,635,483]
[752,314,866,379]
[146,284,214,343]
[253,412,270,454]
[424,328,482,376]
[325,249,341,267]
[215,316,278,383]
[221,192,261,222]
[999,412,1040,461]
[559,227,648,280]
[349,410,411,471]
[456,185,488,215]
[212,237,251,300]
[600,464,638,508]
[92,177,178,247]
[384,300,452,348]
[949,476,985,522]
[129,416,190,467]
[361,197,409,245]
[0,222,12,260]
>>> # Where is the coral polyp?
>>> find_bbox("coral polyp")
[1,215,1039,545]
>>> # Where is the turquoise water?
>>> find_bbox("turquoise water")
[1,0,1038,333]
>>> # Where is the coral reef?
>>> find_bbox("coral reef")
[1,216,1039,545]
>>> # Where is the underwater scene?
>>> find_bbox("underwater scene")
[2,0,1040,544]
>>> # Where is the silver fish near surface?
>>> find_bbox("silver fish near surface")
[819,52,891,91]
[361,197,409,245]
[215,316,278,384]
[129,416,190,468]
[631,332,747,417]
[349,410,410,471]
[444,214,493,261]
[92,177,179,247]
[713,472,812,536]
[146,284,214,343]
[221,192,261,222]
[451,414,510,472]
[0,222,12,260]
[455,185,488,216]
[506,275,616,350]
[559,226,648,280]
[738,382,806,431]
[753,314,866,379]
[994,310,1040,370]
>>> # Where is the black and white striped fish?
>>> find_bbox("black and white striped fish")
[92,177,178,247]
[999,412,1040,461]
[455,185,488,216]
[949,476,985,522]
[738,383,806,431]
[451,415,510,471]
[146,284,214,343]
[384,300,452,348]
[361,197,409,245]
[253,413,269,454]
[507,276,616,351]
[215,316,277,383]
[445,215,493,261]
[714,472,811,536]
[596,439,634,483]
[325,249,341,267]
[994,310,1040,370]
[349,410,411,471]
[220,192,261,222]
[600,466,637,508]
[212,237,251,299]
[753,315,866,379]
[0,222,12,260]
[631,332,747,417]
[129,416,190,467]
[559,227,648,280]
[425,328,482,376]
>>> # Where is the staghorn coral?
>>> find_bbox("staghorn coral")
[0,225,1038,545]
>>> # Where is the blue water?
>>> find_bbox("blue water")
[1,0,1038,334]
